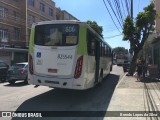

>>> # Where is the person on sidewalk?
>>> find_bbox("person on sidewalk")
[136,59,143,81]
[142,59,147,79]
[142,63,147,78]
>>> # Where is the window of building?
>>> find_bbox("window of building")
[13,28,20,41]
[40,3,45,12]
[13,0,19,2]
[28,14,35,23]
[56,15,60,20]
[28,0,34,7]
[0,6,8,18]
[49,8,53,16]
[0,29,8,42]
[13,11,20,21]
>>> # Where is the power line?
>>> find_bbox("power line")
[102,0,122,33]
[113,0,124,25]
[104,33,122,39]
[106,0,123,28]
[125,0,130,16]
[120,0,127,19]
[103,28,121,32]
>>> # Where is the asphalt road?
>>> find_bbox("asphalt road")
[0,65,125,120]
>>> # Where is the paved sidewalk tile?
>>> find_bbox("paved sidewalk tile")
[106,75,160,120]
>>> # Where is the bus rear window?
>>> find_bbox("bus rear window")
[35,24,79,46]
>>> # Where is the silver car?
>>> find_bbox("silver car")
[7,62,28,84]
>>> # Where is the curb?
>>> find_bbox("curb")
[116,72,127,89]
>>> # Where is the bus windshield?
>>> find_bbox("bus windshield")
[35,24,79,46]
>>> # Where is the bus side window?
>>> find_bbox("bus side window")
[109,48,111,57]
[105,45,107,57]
[102,43,105,57]
[107,47,110,57]
[87,30,95,56]
[100,42,103,57]
[91,41,95,55]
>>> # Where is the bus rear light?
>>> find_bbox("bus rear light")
[19,69,27,74]
[74,56,83,79]
[29,54,33,74]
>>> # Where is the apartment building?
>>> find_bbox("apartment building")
[0,0,78,65]
[0,0,26,64]
[155,0,160,33]
[56,7,63,20]
[56,8,78,20]
[146,0,160,68]
[0,0,56,65]
[62,10,78,20]
[152,0,160,68]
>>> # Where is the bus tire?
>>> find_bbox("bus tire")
[110,65,112,71]
[9,80,15,85]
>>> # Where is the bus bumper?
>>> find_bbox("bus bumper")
[28,74,87,90]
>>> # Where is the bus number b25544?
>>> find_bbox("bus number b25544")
[58,54,73,59]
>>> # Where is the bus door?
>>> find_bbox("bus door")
[95,40,100,83]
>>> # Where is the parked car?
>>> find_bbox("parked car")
[0,61,9,82]
[7,62,28,84]
[123,60,130,72]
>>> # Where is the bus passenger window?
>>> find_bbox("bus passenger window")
[107,47,109,57]
[102,43,105,57]
[100,42,102,56]
[91,42,95,55]
[87,30,95,56]
[105,45,107,57]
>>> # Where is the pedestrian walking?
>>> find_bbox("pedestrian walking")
[136,60,142,81]
[142,62,147,78]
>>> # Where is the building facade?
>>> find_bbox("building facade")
[155,0,160,33]
[0,0,78,65]
[0,0,27,64]
[151,0,160,68]
[62,10,78,20]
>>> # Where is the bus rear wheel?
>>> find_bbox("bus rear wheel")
[110,65,112,71]
[9,80,15,85]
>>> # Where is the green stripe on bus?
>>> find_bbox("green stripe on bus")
[77,26,87,55]
[29,28,35,54]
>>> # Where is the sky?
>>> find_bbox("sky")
[53,0,151,50]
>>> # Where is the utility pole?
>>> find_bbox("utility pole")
[129,0,133,58]
[131,0,133,19]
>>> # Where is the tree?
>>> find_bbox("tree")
[86,20,103,37]
[122,2,157,75]
[113,47,126,54]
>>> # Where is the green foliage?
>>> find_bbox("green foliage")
[113,47,126,54]
[122,2,156,52]
[86,20,103,37]
[122,16,135,40]
[122,2,157,75]
[136,3,156,29]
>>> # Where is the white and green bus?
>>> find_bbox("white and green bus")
[28,20,112,90]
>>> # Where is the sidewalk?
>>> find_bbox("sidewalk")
[106,74,160,120]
